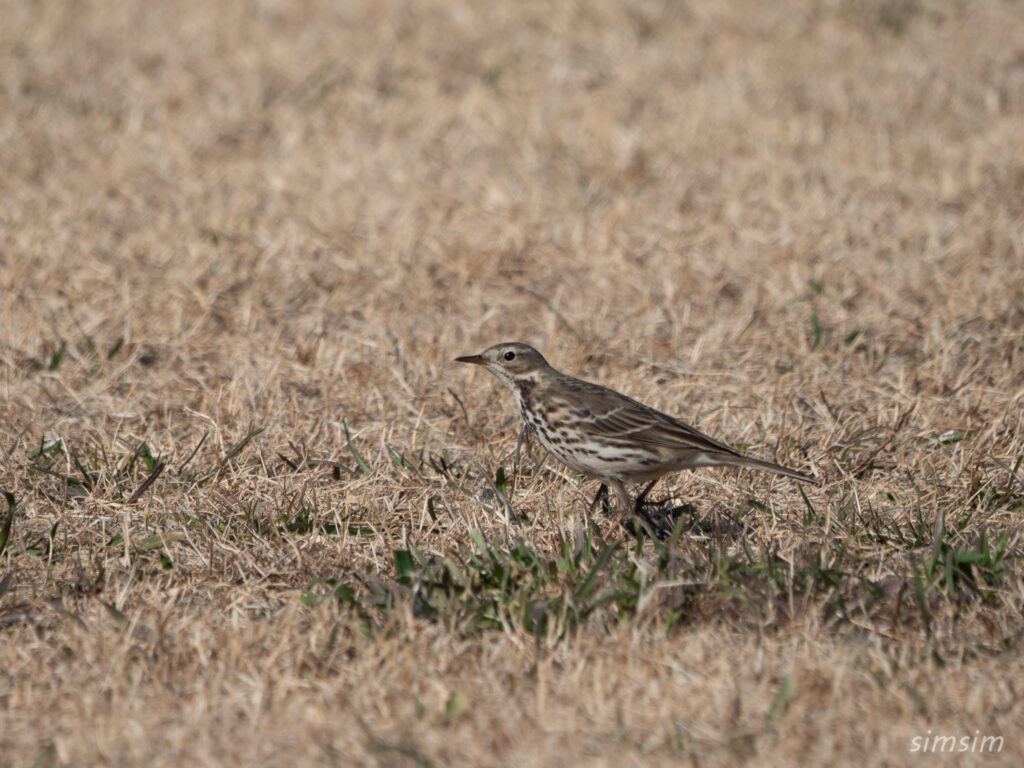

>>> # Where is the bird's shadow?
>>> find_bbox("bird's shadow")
[593,485,754,541]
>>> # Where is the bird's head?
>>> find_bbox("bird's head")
[455,342,551,388]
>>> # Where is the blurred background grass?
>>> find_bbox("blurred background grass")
[1,1,1022,765]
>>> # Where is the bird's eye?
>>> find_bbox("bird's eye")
[504,350,516,361]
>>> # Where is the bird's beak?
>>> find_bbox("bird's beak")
[455,353,486,365]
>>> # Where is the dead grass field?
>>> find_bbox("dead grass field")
[2,0,1023,765]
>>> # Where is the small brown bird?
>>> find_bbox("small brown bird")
[456,342,817,517]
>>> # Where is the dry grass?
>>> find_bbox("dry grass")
[2,0,1024,765]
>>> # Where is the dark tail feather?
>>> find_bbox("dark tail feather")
[718,454,819,485]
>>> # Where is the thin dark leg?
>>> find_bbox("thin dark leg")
[604,479,660,539]
[633,480,658,511]
[599,479,631,538]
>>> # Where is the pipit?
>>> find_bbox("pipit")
[456,342,817,518]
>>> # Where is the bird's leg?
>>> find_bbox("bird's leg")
[602,479,634,538]
[603,480,662,540]
[631,479,667,537]
[610,479,631,517]
[633,480,658,512]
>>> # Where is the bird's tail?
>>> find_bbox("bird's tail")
[718,454,819,485]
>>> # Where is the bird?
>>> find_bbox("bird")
[455,342,817,519]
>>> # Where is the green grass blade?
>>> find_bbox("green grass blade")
[766,674,793,724]
[574,541,620,600]
[70,448,95,491]
[224,426,265,462]
[343,418,373,477]
[393,549,415,584]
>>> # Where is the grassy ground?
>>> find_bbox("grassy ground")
[2,0,1023,765]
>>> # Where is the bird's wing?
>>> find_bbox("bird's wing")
[554,377,741,456]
